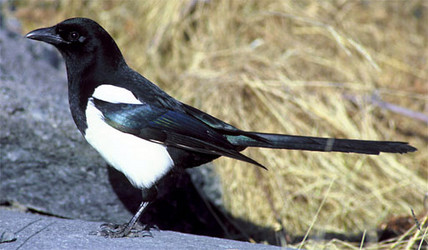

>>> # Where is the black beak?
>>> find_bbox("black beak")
[25,26,68,45]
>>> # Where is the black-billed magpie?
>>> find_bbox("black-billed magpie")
[26,18,417,238]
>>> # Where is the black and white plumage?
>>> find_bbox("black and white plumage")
[86,85,174,188]
[25,18,417,238]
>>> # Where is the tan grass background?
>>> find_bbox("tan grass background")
[12,0,427,248]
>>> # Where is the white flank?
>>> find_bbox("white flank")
[92,84,141,104]
[84,99,174,189]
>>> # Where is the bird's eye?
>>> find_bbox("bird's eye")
[68,31,80,41]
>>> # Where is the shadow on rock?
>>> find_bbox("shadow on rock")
[107,166,283,245]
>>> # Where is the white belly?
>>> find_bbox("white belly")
[84,100,174,189]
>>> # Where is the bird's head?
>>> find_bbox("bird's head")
[26,18,125,73]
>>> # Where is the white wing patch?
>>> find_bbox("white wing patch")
[84,99,174,189]
[92,84,141,104]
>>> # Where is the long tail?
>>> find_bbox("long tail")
[228,132,417,155]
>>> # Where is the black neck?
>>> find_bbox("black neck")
[63,48,127,134]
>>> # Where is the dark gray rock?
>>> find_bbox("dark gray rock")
[0,209,285,250]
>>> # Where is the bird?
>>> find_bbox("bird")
[25,17,417,238]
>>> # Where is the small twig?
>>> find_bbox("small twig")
[343,93,428,124]
[359,230,366,250]
[411,208,421,231]
[298,178,335,249]
[418,226,428,250]
[405,212,428,250]
[370,94,428,124]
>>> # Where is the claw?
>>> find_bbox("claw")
[89,201,153,238]
[90,223,154,238]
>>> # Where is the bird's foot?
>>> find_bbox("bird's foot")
[90,222,156,238]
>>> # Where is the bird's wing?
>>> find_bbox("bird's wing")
[92,98,265,168]
[181,103,271,143]
[122,73,269,142]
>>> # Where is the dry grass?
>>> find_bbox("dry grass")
[12,0,427,248]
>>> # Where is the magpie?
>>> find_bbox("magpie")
[26,18,417,238]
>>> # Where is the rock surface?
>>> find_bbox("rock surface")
[0,209,285,250]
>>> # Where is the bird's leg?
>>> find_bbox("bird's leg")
[95,201,151,238]
[91,186,158,238]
